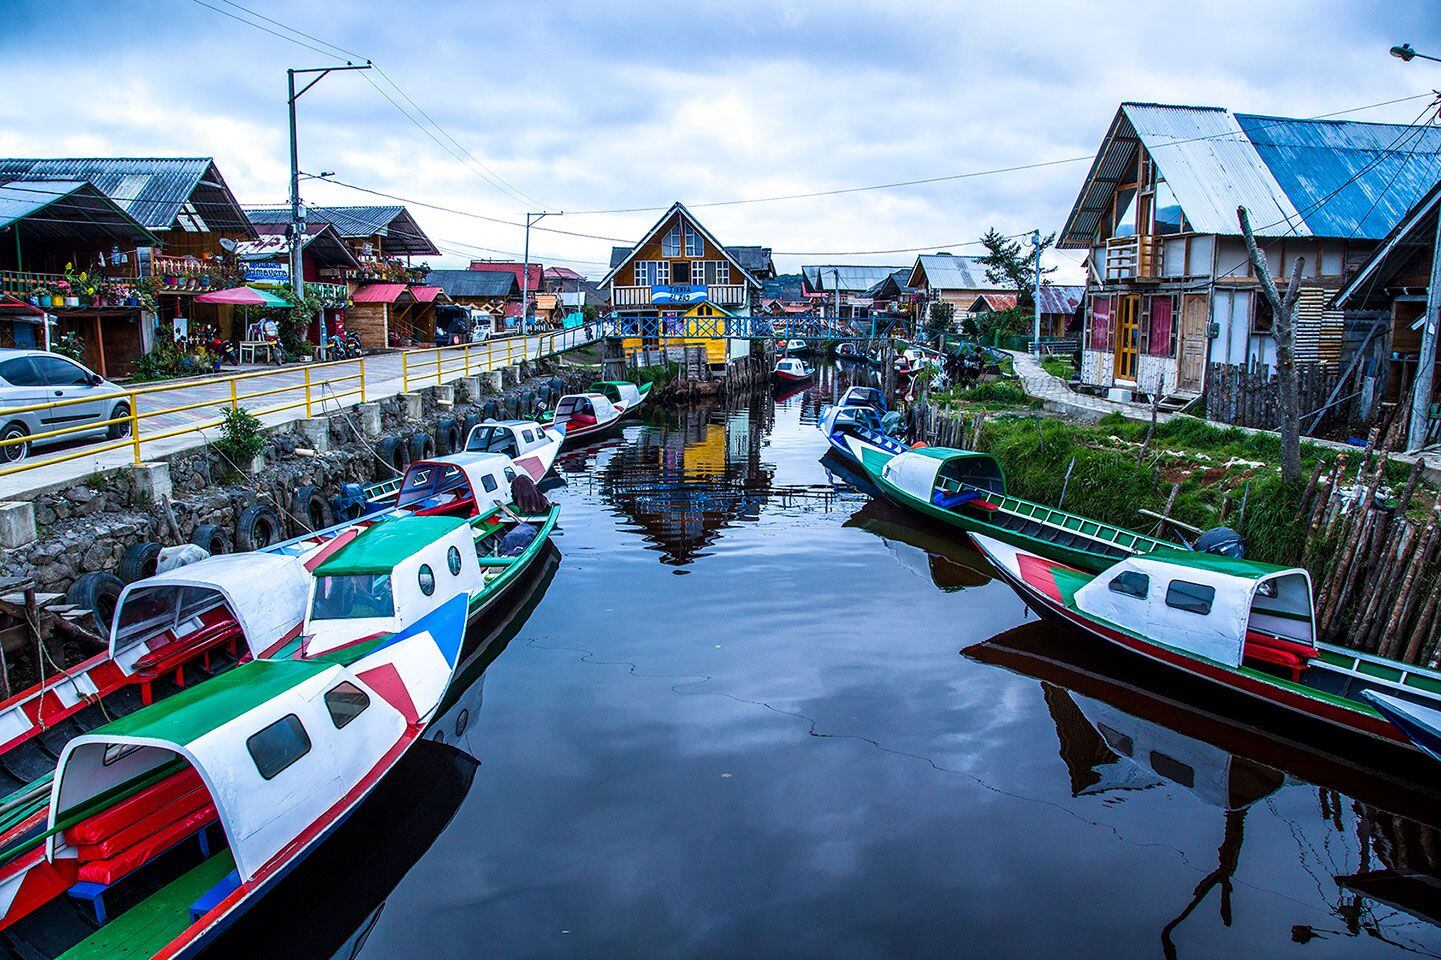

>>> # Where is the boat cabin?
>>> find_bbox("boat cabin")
[395,454,518,517]
[838,386,886,412]
[775,358,812,378]
[881,448,1006,508]
[304,515,485,655]
[109,553,312,695]
[553,392,619,430]
[822,404,887,436]
[1074,549,1317,679]
[588,381,643,410]
[464,419,552,459]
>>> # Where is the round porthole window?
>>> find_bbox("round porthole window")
[447,545,462,576]
[418,564,436,596]
[454,708,470,737]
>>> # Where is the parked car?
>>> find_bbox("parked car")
[0,349,130,463]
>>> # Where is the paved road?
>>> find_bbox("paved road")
[0,327,597,500]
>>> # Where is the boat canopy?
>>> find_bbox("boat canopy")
[776,358,810,375]
[109,553,311,664]
[555,393,618,422]
[1074,548,1315,669]
[464,419,551,457]
[838,386,886,411]
[588,381,642,407]
[397,454,517,512]
[821,404,885,435]
[879,447,1006,500]
[48,657,407,882]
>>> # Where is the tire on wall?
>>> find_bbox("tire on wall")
[293,485,333,533]
[409,432,435,462]
[436,418,461,455]
[234,506,280,552]
[66,571,124,637]
[376,435,410,478]
[191,523,231,556]
[118,541,164,584]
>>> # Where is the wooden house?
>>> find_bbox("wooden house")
[423,269,522,335]
[905,255,1013,325]
[801,265,905,319]
[1058,102,1441,423]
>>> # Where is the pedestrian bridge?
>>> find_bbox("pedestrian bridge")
[598,313,904,342]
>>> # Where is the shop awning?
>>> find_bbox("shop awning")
[409,285,443,303]
[194,286,293,307]
[352,283,408,304]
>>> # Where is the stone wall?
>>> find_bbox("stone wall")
[0,362,592,595]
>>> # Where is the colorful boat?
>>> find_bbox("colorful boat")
[539,392,623,445]
[816,403,907,466]
[773,357,814,383]
[835,342,863,361]
[780,339,809,355]
[858,446,1180,573]
[1362,692,1441,764]
[588,380,653,418]
[2,507,560,958]
[971,533,1441,761]
[458,418,565,481]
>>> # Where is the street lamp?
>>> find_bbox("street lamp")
[288,63,371,359]
[521,212,562,336]
[1391,42,1441,450]
[1030,229,1043,356]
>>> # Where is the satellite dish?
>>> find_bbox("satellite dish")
[218,237,238,252]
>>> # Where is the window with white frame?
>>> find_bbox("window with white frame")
[685,225,704,257]
[662,224,682,258]
[632,261,671,287]
[703,261,730,285]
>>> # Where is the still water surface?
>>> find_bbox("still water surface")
[222,373,1441,960]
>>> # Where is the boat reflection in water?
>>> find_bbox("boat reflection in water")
[843,498,993,592]
[201,546,561,960]
[966,621,1441,957]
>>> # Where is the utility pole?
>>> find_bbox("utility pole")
[1031,229,1042,355]
[521,212,562,337]
[288,62,370,360]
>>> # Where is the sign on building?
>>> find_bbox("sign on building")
[651,284,707,305]
[243,262,291,286]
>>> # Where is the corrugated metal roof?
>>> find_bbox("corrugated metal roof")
[1037,284,1085,315]
[0,180,157,243]
[424,269,518,299]
[801,264,907,292]
[248,205,439,256]
[1235,113,1441,240]
[599,202,762,289]
[1335,178,1441,307]
[0,158,252,234]
[410,285,444,303]
[234,222,359,268]
[725,245,774,277]
[351,283,409,304]
[910,254,996,291]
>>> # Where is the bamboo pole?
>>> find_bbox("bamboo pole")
[1380,502,1441,661]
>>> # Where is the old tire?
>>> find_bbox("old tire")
[234,506,280,552]
[118,541,163,584]
[409,432,435,462]
[293,485,332,533]
[376,435,409,477]
[191,523,231,556]
[66,571,124,637]
[436,418,461,455]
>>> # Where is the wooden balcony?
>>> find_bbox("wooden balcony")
[1104,236,1160,282]
[150,254,228,293]
[310,282,350,306]
[610,284,748,308]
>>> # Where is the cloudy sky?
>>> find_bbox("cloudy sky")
[3,0,1439,281]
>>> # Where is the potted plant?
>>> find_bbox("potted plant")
[29,286,49,307]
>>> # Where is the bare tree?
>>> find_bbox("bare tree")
[1238,206,1304,483]
[1137,369,1165,465]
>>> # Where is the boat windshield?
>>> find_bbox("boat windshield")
[397,463,468,508]
[467,426,520,456]
[311,574,395,620]
[558,397,594,419]
[114,585,228,647]
[835,407,883,431]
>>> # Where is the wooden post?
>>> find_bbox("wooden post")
[1238,205,1303,482]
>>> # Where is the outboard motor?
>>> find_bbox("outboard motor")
[1193,526,1245,559]
[330,482,372,522]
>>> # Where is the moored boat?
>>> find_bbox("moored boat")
[859,445,1181,573]
[816,402,907,466]
[588,380,653,417]
[834,342,863,361]
[773,357,814,383]
[539,392,623,445]
[971,533,1441,761]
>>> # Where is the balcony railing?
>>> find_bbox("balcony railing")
[345,258,409,283]
[1104,236,1160,282]
[610,284,748,308]
[0,270,147,310]
[150,254,231,294]
[310,282,350,306]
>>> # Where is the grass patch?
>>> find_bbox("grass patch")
[1040,357,1075,380]
[630,362,680,391]
[934,380,1039,409]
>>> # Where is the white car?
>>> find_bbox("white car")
[0,349,130,463]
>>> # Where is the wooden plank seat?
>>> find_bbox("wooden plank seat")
[1243,629,1316,683]
[132,620,243,705]
[189,869,240,922]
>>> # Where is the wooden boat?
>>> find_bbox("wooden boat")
[538,392,623,445]
[780,339,809,355]
[459,418,565,481]
[588,380,653,418]
[1363,692,1441,764]
[772,357,814,383]
[816,402,907,466]
[834,342,863,361]
[836,385,886,412]
[971,532,1441,761]
[858,445,1180,573]
[3,508,560,959]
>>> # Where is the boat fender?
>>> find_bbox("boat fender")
[1194,526,1245,559]
[375,435,410,477]
[910,441,929,449]
[234,506,280,552]
[293,485,333,533]
[409,432,436,462]
[66,571,124,638]
[118,541,164,584]
[190,524,231,556]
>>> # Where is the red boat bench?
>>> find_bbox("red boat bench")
[132,620,244,705]
[1243,630,1316,683]
[64,767,219,923]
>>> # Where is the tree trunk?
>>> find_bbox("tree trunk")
[1238,206,1303,482]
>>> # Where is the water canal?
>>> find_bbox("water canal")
[216,368,1441,960]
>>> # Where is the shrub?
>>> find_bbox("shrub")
[213,406,264,477]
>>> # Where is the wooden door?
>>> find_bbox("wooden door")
[1113,295,1140,381]
[1178,294,1209,391]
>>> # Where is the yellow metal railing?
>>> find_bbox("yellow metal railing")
[399,328,589,392]
[0,355,369,479]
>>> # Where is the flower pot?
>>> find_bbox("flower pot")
[28,296,40,307]
[65,297,79,308]
[126,296,138,307]
[49,295,64,307]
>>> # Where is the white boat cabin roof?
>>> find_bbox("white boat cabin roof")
[555,392,619,420]
[463,419,553,456]
[109,552,311,664]
[1074,549,1315,669]
[397,453,518,512]
[776,358,811,373]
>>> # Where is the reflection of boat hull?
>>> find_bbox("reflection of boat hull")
[843,499,993,591]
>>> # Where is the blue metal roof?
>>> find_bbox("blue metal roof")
[0,158,251,233]
[1235,113,1441,241]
